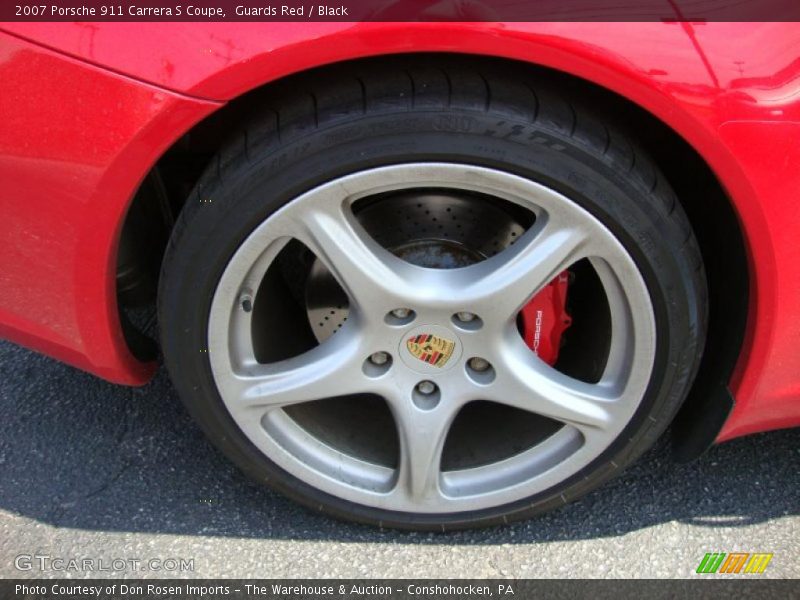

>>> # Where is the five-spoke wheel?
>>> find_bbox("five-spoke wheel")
[207,164,656,513]
[159,62,706,529]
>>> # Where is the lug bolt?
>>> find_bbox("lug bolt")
[468,357,491,372]
[456,311,476,322]
[369,351,390,366]
[391,308,412,319]
[416,380,437,395]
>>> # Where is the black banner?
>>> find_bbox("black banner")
[3,0,800,22]
[3,580,799,600]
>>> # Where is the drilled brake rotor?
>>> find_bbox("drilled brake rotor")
[305,191,529,342]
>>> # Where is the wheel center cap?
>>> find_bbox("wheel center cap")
[399,324,462,374]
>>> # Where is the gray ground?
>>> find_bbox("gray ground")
[0,339,797,579]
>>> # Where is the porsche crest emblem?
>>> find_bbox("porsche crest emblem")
[406,333,456,368]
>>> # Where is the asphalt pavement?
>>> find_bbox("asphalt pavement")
[0,339,797,579]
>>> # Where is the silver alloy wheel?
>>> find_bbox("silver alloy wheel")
[207,163,657,513]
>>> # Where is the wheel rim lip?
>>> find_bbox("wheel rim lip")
[207,162,657,514]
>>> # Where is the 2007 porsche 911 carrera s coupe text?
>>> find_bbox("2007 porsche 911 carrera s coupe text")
[1,20,798,530]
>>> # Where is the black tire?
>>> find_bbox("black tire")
[158,59,707,530]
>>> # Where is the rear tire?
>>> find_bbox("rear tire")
[159,60,707,530]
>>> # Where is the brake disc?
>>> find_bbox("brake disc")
[305,191,529,342]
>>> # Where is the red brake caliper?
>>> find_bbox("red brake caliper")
[520,271,572,366]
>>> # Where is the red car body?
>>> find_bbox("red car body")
[0,22,798,443]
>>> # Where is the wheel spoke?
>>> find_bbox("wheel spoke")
[225,329,366,415]
[447,216,589,321]
[490,336,619,435]
[288,199,418,313]
[390,399,458,503]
